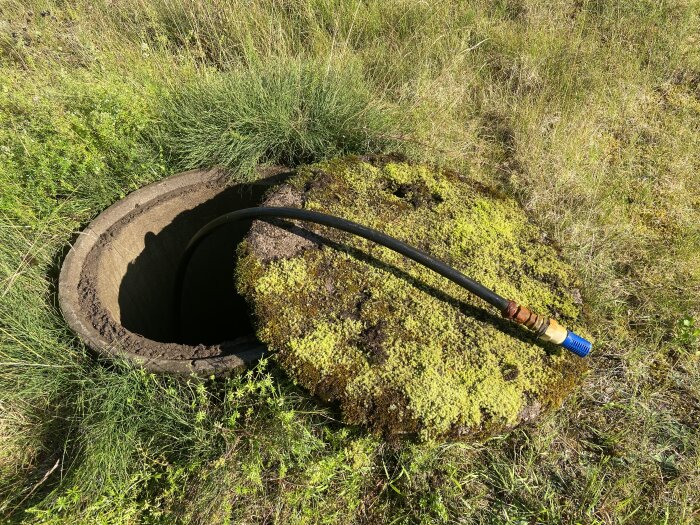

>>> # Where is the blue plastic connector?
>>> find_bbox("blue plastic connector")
[561,331,592,357]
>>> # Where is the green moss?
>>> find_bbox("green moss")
[238,156,587,439]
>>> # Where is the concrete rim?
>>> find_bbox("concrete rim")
[58,168,273,376]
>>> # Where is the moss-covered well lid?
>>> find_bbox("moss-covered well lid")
[236,156,587,440]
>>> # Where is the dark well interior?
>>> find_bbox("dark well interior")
[102,174,288,346]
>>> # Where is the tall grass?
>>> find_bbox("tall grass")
[158,57,399,176]
[1,0,699,523]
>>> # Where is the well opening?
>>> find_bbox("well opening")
[60,168,289,375]
[115,182,260,346]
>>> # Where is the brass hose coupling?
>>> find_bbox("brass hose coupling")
[502,300,591,357]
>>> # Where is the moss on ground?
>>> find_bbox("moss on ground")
[237,156,588,439]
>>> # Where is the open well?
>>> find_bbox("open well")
[59,168,289,375]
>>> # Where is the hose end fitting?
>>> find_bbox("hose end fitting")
[561,331,592,357]
[503,301,591,357]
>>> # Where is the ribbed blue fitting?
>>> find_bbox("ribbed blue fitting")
[561,331,592,357]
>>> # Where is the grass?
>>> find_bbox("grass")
[0,0,699,522]
[159,58,399,176]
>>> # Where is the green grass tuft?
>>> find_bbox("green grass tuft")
[157,57,400,177]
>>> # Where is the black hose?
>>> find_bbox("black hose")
[174,207,510,328]
[174,206,593,358]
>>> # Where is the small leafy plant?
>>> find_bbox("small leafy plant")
[676,316,700,354]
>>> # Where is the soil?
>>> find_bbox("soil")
[246,185,318,262]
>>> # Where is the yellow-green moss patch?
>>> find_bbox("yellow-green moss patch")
[237,156,587,439]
